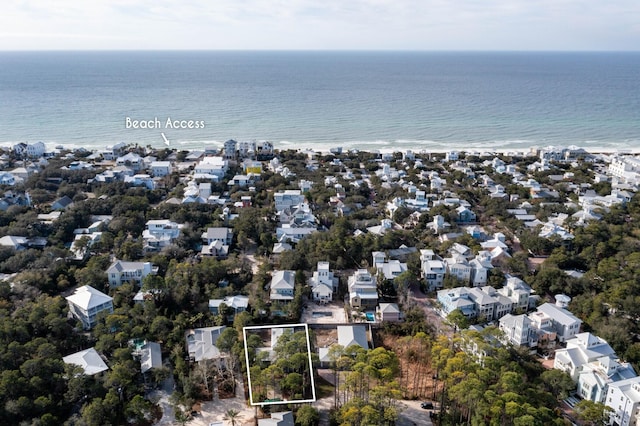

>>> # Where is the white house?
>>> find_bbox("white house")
[63,347,109,375]
[208,295,249,318]
[554,332,616,381]
[116,152,144,171]
[310,261,338,304]
[348,269,378,309]
[270,270,296,303]
[274,190,305,212]
[499,313,535,347]
[13,141,45,158]
[106,260,157,287]
[605,377,640,426]
[377,303,401,322]
[194,156,228,179]
[577,356,637,403]
[337,325,369,349]
[150,161,172,177]
[536,302,582,343]
[258,411,294,426]
[372,252,408,281]
[186,326,227,362]
[130,340,163,374]
[142,219,183,252]
[497,275,536,311]
[65,285,114,330]
[420,249,446,290]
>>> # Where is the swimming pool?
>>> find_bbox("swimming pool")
[312,311,332,318]
[366,312,375,321]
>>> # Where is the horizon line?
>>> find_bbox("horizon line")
[1,48,639,54]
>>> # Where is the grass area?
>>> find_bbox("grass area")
[314,375,335,399]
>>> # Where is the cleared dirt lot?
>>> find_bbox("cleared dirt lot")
[301,301,348,324]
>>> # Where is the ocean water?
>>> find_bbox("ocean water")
[0,51,639,153]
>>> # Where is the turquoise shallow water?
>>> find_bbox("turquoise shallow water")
[0,51,638,152]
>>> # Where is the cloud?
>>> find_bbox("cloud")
[1,0,639,50]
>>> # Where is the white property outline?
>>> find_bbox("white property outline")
[243,323,317,406]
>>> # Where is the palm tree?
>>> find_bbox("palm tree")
[222,408,243,426]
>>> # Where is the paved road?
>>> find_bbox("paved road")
[397,400,435,426]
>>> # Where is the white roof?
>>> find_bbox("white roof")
[378,303,400,313]
[537,303,581,326]
[337,325,368,349]
[186,326,226,362]
[209,295,249,310]
[63,348,109,375]
[271,270,295,290]
[65,285,112,311]
[258,411,294,426]
[140,341,162,373]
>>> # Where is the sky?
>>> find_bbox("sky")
[1,0,639,51]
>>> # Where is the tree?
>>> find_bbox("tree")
[574,400,612,426]
[540,369,575,400]
[295,405,319,426]
[222,408,243,426]
[446,309,469,331]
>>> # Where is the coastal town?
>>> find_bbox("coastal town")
[1,140,640,426]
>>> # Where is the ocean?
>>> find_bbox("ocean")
[0,51,639,153]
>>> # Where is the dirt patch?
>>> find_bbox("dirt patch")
[314,328,338,348]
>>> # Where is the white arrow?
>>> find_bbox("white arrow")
[161,132,170,146]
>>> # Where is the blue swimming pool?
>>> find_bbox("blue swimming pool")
[366,312,375,321]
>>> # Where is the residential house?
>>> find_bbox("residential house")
[274,190,305,212]
[309,261,338,304]
[377,303,401,322]
[200,227,233,258]
[444,253,472,283]
[14,141,45,158]
[116,152,144,171]
[63,348,109,375]
[65,285,114,330]
[536,302,582,343]
[223,139,237,160]
[208,295,249,320]
[70,232,102,260]
[499,314,539,348]
[228,174,253,188]
[337,325,369,349]
[348,269,378,309]
[554,332,616,381]
[436,287,476,320]
[0,235,29,250]
[185,326,227,362]
[51,195,74,211]
[578,356,637,404]
[605,377,640,426]
[269,270,296,303]
[130,340,163,374]
[497,275,536,311]
[420,249,446,291]
[194,156,228,180]
[372,252,408,281]
[456,206,476,223]
[150,161,172,177]
[404,190,430,211]
[106,260,157,287]
[142,219,183,252]
[258,411,294,426]
[275,225,317,244]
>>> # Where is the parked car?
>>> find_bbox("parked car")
[421,401,434,409]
